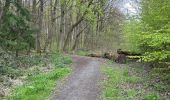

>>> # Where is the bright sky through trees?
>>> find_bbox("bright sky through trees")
[113,0,139,15]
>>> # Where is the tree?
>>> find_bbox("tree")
[124,0,170,81]
[0,0,125,54]
[0,0,35,56]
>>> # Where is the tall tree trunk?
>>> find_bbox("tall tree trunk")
[72,24,87,51]
[36,0,43,53]
[62,0,93,51]
[30,0,37,54]
[16,0,22,57]
[59,0,65,51]
[63,16,84,51]
[44,0,58,52]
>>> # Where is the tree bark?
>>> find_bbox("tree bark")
[72,25,87,51]
[36,0,43,53]
[44,0,58,52]
[62,0,93,51]
[59,0,65,51]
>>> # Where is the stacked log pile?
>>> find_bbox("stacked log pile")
[87,49,142,64]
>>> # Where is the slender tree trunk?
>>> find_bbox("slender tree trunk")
[44,0,58,52]
[36,0,43,53]
[63,16,84,51]
[72,25,87,51]
[59,0,65,51]
[16,0,22,57]
[62,0,93,51]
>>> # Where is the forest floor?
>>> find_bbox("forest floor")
[51,55,105,100]
[0,54,72,100]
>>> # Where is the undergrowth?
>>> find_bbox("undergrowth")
[2,53,72,100]
[102,62,169,100]
[0,49,47,79]
[6,68,70,100]
[76,50,89,56]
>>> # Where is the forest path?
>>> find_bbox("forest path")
[51,55,104,100]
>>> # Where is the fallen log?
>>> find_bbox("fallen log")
[103,52,113,60]
[87,53,102,58]
[115,49,142,63]
[115,54,127,64]
[86,49,142,64]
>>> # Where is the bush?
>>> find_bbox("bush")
[123,0,170,82]
[0,48,46,79]
[51,53,72,68]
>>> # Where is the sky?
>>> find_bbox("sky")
[112,0,139,15]
[123,2,138,14]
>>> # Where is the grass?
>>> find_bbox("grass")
[101,62,167,100]
[6,68,70,100]
[4,54,72,100]
[76,50,89,56]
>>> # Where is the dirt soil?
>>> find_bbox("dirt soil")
[51,55,104,100]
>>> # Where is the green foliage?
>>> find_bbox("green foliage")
[7,68,70,100]
[0,48,21,78]
[161,74,170,83]
[124,0,170,80]
[102,64,143,100]
[140,0,170,63]
[51,53,72,67]
[140,0,170,79]
[0,48,48,79]
[102,62,169,100]
[76,50,89,56]
[123,20,142,52]
[143,93,160,100]
[0,1,35,53]
[5,53,72,100]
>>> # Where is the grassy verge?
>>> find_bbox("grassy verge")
[6,68,70,100]
[74,50,89,56]
[4,53,72,100]
[102,62,169,100]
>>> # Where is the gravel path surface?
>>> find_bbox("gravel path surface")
[51,55,103,100]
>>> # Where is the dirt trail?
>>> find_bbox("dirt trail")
[51,55,103,100]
